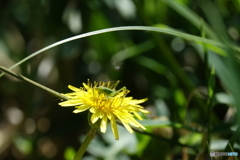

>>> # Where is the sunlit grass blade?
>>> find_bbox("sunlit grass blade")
[161,0,217,40]
[1,26,240,78]
[155,24,227,56]
[199,1,229,41]
[222,127,240,160]
[228,144,238,160]
[208,67,215,100]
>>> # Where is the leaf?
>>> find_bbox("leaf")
[112,40,155,62]
[134,56,167,75]
[215,93,234,105]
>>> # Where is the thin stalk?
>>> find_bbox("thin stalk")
[0,66,68,100]
[228,144,238,160]
[73,128,97,160]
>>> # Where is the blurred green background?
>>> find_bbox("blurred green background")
[1,0,240,159]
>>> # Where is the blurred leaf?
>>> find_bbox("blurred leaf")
[174,89,186,106]
[141,120,180,128]
[154,99,170,117]
[211,139,240,151]
[215,92,234,105]
[135,56,167,75]
[179,132,202,145]
[88,11,119,60]
[141,119,182,128]
[211,139,231,150]
[112,40,155,63]
[64,146,76,160]
[13,136,32,155]
[156,24,227,56]
[174,88,187,121]
[141,119,198,132]
[135,133,151,157]
[223,127,240,160]
[153,85,173,99]
[62,5,82,34]
[208,67,215,99]
[161,0,218,40]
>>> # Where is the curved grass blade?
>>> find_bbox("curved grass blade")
[1,26,240,78]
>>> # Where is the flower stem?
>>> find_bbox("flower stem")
[0,66,68,100]
[74,128,97,160]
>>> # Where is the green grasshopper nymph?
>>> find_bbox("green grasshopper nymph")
[96,86,126,97]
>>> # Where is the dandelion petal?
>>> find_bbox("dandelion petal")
[110,114,119,140]
[133,112,143,120]
[100,115,108,133]
[91,111,101,123]
[59,100,83,107]
[68,85,81,91]
[83,83,89,90]
[73,105,90,113]
[122,122,134,133]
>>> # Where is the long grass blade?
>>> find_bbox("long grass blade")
[1,26,239,78]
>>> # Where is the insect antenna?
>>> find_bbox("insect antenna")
[109,80,120,90]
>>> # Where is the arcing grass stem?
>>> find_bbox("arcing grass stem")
[1,26,239,78]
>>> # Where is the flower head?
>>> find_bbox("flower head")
[59,80,149,140]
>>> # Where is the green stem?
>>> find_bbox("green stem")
[74,128,97,160]
[0,66,68,100]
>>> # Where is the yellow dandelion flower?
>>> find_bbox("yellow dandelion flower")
[59,80,150,140]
